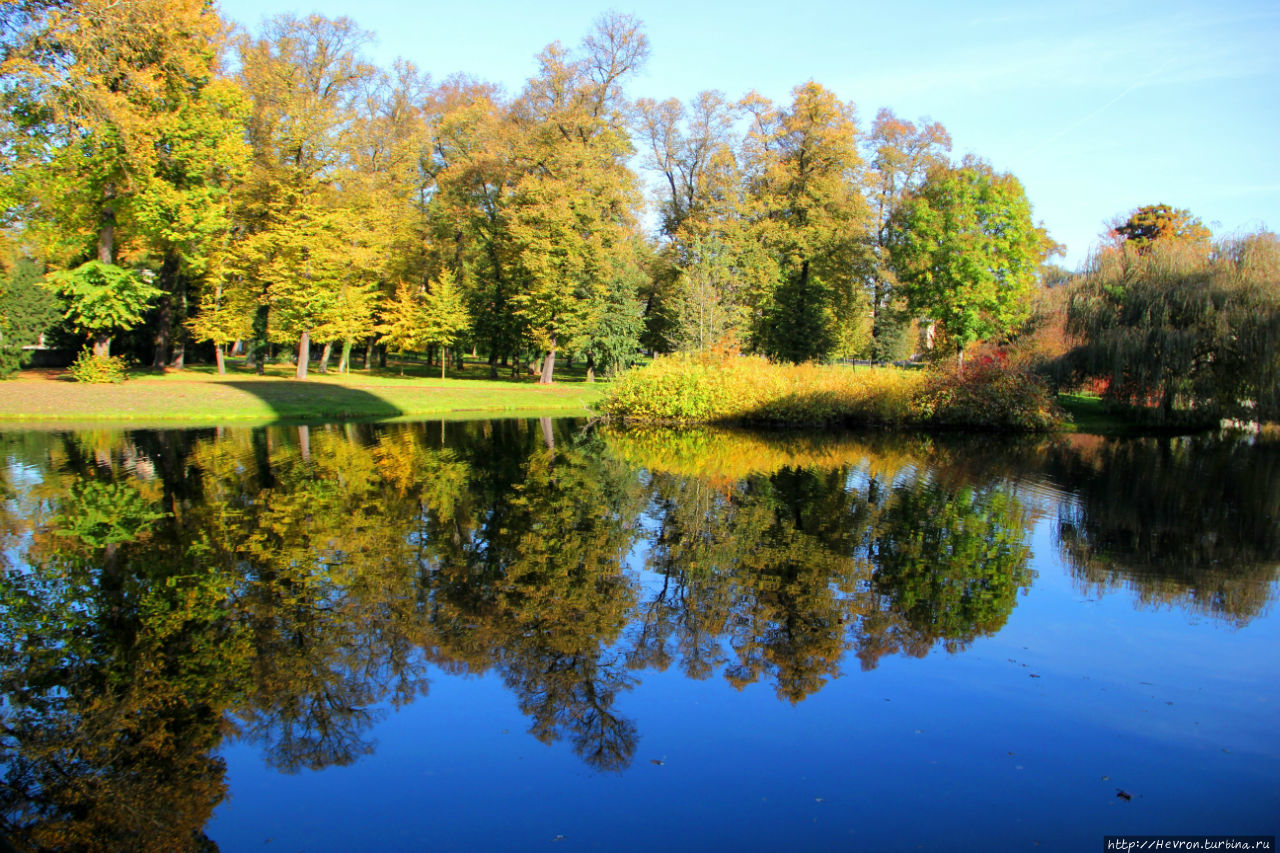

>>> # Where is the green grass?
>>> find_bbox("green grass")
[0,359,605,427]
[1055,393,1176,435]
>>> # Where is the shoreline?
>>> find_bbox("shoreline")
[0,369,603,426]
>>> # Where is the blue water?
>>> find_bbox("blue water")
[1,422,1276,852]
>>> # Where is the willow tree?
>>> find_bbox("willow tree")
[1067,231,1280,423]
[889,157,1054,365]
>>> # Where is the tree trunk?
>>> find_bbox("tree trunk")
[442,347,447,380]
[98,185,115,264]
[170,340,184,369]
[296,330,310,380]
[214,344,226,375]
[488,350,499,379]
[339,338,352,373]
[539,345,556,385]
[152,253,180,368]
[93,333,111,358]
[318,340,333,373]
[586,353,596,383]
[153,293,172,369]
[366,338,375,370]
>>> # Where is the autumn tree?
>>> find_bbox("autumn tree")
[234,14,379,380]
[1108,203,1211,252]
[862,108,951,361]
[741,82,872,362]
[0,0,247,366]
[505,13,649,384]
[635,91,754,352]
[889,157,1055,365]
[425,78,525,376]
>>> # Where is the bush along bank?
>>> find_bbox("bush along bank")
[597,351,1065,431]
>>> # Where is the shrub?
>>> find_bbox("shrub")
[68,351,129,384]
[600,349,1064,431]
[912,353,1064,431]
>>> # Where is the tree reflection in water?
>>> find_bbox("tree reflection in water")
[0,423,1274,849]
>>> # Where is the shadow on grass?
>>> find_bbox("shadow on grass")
[221,381,403,423]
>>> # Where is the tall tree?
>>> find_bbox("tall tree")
[741,82,871,362]
[506,13,649,384]
[862,108,951,361]
[426,78,523,376]
[889,157,1055,365]
[635,91,754,352]
[0,0,247,365]
[234,14,378,380]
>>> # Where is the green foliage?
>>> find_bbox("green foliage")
[1066,231,1280,423]
[67,351,130,383]
[47,260,162,353]
[0,258,61,377]
[420,268,472,350]
[889,158,1054,362]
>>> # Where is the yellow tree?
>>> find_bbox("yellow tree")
[233,14,378,379]
[506,13,649,384]
[426,79,524,376]
[0,0,247,362]
[741,82,872,362]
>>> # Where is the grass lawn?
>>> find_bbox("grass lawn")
[0,358,606,426]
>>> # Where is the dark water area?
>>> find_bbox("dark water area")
[0,419,1277,851]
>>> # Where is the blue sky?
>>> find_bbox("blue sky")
[215,0,1280,269]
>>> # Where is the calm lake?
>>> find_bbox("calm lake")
[1,419,1277,851]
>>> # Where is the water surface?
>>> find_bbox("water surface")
[1,420,1276,851]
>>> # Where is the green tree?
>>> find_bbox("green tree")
[47,261,162,357]
[889,157,1055,365]
[420,268,471,378]
[862,108,951,361]
[0,257,60,377]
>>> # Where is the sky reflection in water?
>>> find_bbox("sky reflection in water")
[0,420,1276,851]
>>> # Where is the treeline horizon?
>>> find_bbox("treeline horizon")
[0,0,1191,383]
